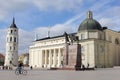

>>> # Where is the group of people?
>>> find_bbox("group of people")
[0,66,12,70]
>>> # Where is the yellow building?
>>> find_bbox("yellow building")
[19,53,29,66]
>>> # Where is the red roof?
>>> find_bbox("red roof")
[0,53,5,58]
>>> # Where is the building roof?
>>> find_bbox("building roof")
[78,11,102,31]
[36,32,76,41]
[9,17,17,28]
[36,35,65,41]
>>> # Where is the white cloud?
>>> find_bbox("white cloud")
[98,6,120,31]
[50,24,75,36]
[33,0,83,11]
[99,17,120,31]
[0,0,83,20]
[0,0,30,20]
[34,23,76,39]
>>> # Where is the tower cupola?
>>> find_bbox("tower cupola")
[10,17,17,28]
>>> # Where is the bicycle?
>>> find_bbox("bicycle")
[15,68,27,75]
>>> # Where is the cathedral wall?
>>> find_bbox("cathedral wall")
[104,29,120,66]
[79,40,95,68]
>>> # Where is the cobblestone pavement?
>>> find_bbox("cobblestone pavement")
[0,68,120,80]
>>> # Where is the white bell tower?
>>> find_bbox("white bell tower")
[4,18,18,66]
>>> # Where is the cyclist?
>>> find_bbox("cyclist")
[18,61,23,74]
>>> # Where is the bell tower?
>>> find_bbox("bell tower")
[4,18,19,66]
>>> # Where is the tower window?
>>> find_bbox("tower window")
[14,37,16,42]
[10,46,11,50]
[10,37,12,42]
[11,30,13,34]
[14,47,15,50]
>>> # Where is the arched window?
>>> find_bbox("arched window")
[10,37,12,42]
[14,37,16,42]
[14,47,15,50]
[10,46,12,50]
[115,39,119,44]
[11,30,13,34]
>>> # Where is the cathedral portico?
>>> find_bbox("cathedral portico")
[29,46,64,68]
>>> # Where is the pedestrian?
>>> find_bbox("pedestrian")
[18,62,23,74]
[30,66,33,70]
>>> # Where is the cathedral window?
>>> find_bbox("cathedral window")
[115,38,119,44]
[81,34,85,39]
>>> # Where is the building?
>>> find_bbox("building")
[0,53,5,66]
[4,18,19,66]
[29,11,120,69]
[19,53,29,66]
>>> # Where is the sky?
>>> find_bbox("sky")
[0,0,120,54]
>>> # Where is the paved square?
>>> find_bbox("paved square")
[0,68,120,80]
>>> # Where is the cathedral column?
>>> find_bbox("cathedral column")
[42,50,45,68]
[53,49,57,67]
[44,50,47,68]
[49,49,52,68]
[51,50,54,66]
[58,48,61,67]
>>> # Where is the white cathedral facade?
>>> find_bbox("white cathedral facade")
[29,11,120,69]
[4,18,18,66]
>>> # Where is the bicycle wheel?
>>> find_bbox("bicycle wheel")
[15,69,19,75]
[22,69,27,75]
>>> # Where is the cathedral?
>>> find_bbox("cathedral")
[29,11,120,69]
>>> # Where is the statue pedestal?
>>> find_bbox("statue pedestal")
[62,44,81,70]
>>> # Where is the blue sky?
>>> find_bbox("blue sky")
[0,0,120,54]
